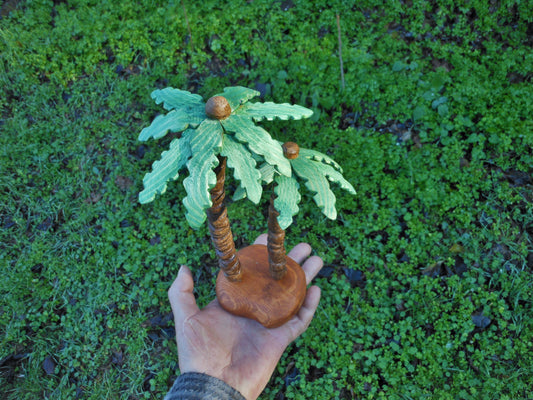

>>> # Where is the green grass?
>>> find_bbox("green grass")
[1,0,532,398]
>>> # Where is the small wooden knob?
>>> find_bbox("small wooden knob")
[282,142,299,159]
[206,96,231,120]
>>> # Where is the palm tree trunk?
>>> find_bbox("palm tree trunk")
[207,156,242,281]
[267,194,287,280]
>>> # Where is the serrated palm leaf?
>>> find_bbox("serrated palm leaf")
[298,147,343,172]
[232,162,275,201]
[291,157,337,220]
[221,135,262,204]
[139,110,190,141]
[222,115,291,176]
[151,87,204,111]
[139,137,191,204]
[238,102,313,121]
[312,161,356,195]
[274,175,301,229]
[149,88,206,131]
[182,120,223,228]
[216,86,260,111]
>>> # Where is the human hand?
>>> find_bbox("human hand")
[168,234,323,400]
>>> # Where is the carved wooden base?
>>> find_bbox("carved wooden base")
[216,244,307,328]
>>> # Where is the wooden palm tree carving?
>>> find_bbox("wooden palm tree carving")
[138,86,354,328]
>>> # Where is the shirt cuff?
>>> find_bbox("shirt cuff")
[164,372,246,400]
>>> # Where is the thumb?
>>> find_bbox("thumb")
[168,265,200,326]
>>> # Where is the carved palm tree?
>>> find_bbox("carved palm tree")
[138,87,311,277]
[138,86,354,327]
[244,141,356,280]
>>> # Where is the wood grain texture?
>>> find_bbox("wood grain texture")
[205,96,231,120]
[207,157,242,281]
[282,141,300,159]
[267,195,287,280]
[216,245,307,328]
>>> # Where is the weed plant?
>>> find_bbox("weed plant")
[1,0,532,399]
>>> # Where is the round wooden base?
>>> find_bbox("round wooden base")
[216,244,307,328]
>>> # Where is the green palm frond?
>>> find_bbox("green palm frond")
[258,163,277,184]
[232,186,247,202]
[299,147,343,172]
[140,89,206,141]
[221,135,262,204]
[182,120,223,228]
[311,162,356,195]
[273,175,301,230]
[151,87,204,111]
[222,115,292,177]
[237,102,313,121]
[139,135,191,204]
[215,86,260,111]
[271,145,356,227]
[232,162,276,202]
[290,156,338,220]
[139,110,190,141]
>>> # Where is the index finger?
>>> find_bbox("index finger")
[253,234,324,285]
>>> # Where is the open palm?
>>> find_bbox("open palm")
[168,234,323,400]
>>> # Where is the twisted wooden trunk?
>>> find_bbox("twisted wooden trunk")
[267,195,287,280]
[212,157,306,328]
[207,156,242,281]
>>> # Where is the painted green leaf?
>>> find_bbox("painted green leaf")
[274,175,301,229]
[151,87,204,111]
[232,162,275,201]
[139,136,191,204]
[312,161,356,195]
[216,86,260,111]
[232,185,247,201]
[221,135,262,204]
[291,156,337,220]
[148,88,206,131]
[238,102,313,121]
[139,110,190,141]
[259,163,276,184]
[299,147,343,172]
[182,120,223,228]
[222,115,291,177]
